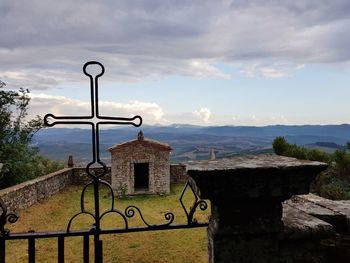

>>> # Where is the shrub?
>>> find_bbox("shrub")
[319,177,350,200]
[272,137,289,155]
[272,137,350,200]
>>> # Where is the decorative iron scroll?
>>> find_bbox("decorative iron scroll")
[0,62,208,263]
[180,181,208,225]
[0,198,18,237]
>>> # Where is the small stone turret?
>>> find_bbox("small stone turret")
[137,130,144,141]
[210,149,216,160]
[67,155,74,168]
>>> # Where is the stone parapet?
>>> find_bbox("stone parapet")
[0,167,113,212]
[0,164,188,213]
[186,154,328,263]
[170,164,188,183]
[72,167,111,184]
[0,168,73,212]
[287,193,350,233]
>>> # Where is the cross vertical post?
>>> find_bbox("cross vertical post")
[44,61,142,263]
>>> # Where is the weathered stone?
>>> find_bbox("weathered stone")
[67,155,74,168]
[0,168,73,212]
[209,199,283,235]
[186,154,328,263]
[72,167,111,185]
[170,164,188,183]
[280,203,350,263]
[298,193,350,232]
[286,195,347,232]
[186,154,328,201]
[0,164,186,213]
[109,132,172,195]
[282,203,335,240]
[208,232,281,263]
[0,167,111,212]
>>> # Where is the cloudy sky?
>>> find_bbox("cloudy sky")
[1,0,350,126]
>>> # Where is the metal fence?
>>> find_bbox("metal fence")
[0,62,208,263]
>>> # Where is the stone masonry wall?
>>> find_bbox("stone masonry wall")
[0,164,182,213]
[70,165,179,186]
[0,167,112,212]
[110,143,170,195]
[0,168,73,212]
[72,167,111,184]
[170,164,188,183]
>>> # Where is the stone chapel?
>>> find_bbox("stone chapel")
[108,131,172,195]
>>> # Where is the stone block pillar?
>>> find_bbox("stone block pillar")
[186,155,328,263]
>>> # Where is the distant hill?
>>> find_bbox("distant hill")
[33,124,350,165]
[304,142,346,154]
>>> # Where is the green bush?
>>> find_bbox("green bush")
[272,136,350,200]
[306,148,330,162]
[272,137,289,155]
[319,177,350,200]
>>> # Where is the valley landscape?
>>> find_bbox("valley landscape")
[33,124,350,165]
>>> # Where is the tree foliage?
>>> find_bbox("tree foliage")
[0,81,62,188]
[272,136,350,200]
[272,136,330,162]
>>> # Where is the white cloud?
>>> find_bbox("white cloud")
[28,93,167,126]
[260,68,287,79]
[1,68,81,90]
[192,107,211,123]
[239,62,307,79]
[239,64,258,78]
[100,100,165,122]
[189,61,231,79]
[1,0,350,88]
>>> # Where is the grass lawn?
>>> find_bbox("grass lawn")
[6,183,210,263]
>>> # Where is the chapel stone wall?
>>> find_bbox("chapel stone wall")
[110,142,170,195]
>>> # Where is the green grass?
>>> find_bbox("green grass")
[6,184,210,263]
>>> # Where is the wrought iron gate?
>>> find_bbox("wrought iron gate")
[0,62,208,263]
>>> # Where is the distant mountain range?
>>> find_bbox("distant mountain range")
[33,124,350,165]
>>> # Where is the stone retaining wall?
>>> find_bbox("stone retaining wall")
[72,167,111,184]
[170,164,188,183]
[0,164,186,212]
[0,168,73,212]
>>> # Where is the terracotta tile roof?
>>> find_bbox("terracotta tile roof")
[108,136,172,152]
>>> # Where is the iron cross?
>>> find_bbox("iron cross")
[44,61,142,178]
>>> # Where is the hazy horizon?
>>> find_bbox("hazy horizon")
[35,122,350,130]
